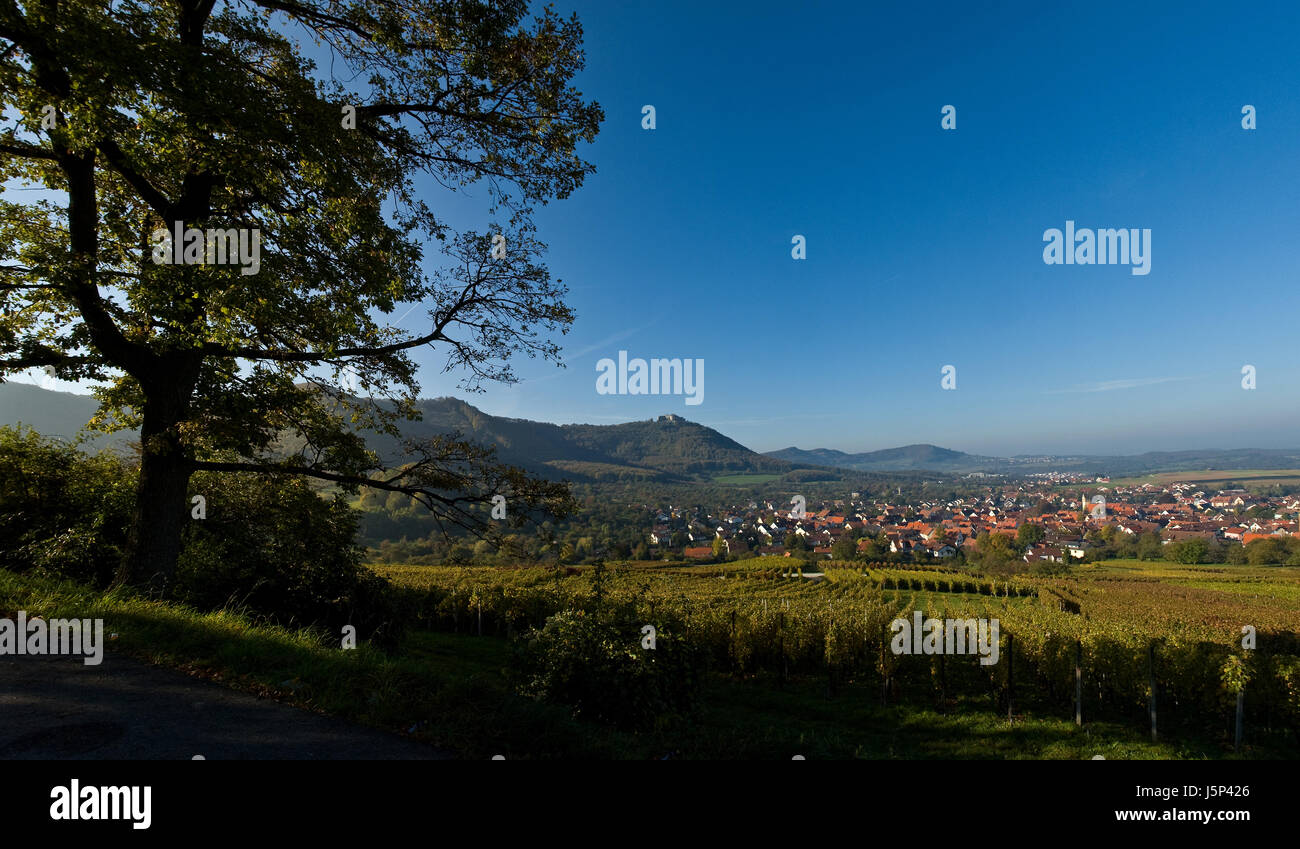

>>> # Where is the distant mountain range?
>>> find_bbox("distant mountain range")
[764,444,991,472]
[0,383,113,448]
[764,444,1300,477]
[2,383,1298,482]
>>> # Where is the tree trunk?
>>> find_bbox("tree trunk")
[115,390,195,596]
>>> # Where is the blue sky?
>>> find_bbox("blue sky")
[12,1,1300,456]
[424,0,1299,456]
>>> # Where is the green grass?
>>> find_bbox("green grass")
[694,678,1184,759]
[0,568,625,758]
[712,473,782,485]
[1096,469,1300,489]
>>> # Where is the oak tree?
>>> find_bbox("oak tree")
[0,0,602,592]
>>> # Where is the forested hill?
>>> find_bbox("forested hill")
[363,398,790,481]
[765,443,991,472]
[0,385,788,483]
[0,383,119,449]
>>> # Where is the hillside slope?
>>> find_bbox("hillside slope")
[0,385,788,482]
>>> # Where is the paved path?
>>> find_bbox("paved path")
[0,652,453,759]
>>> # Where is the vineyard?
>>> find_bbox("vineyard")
[373,558,1300,754]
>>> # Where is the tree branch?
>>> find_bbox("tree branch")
[0,140,58,160]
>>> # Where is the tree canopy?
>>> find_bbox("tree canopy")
[0,0,602,591]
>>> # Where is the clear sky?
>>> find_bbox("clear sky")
[13,1,1300,457]
[438,0,1300,457]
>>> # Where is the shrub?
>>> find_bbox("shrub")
[0,426,134,587]
[1031,559,1072,576]
[509,571,704,730]
[1245,537,1288,566]
[176,471,403,645]
[510,608,704,730]
[0,428,401,645]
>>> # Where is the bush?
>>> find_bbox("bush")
[1169,539,1209,564]
[1031,559,1072,576]
[509,569,704,730]
[0,426,134,587]
[176,471,403,645]
[0,428,401,645]
[1245,537,1289,566]
[510,608,703,730]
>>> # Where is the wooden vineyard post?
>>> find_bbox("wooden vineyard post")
[1075,640,1083,727]
[477,598,483,637]
[1148,641,1158,743]
[1235,689,1245,753]
[1006,632,1014,722]
[825,604,835,700]
[730,609,738,672]
[880,625,889,706]
[778,611,786,688]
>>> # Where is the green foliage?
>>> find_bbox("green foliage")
[1016,523,1046,547]
[1135,531,1164,561]
[0,426,133,586]
[1220,653,1252,694]
[0,427,399,643]
[1245,537,1291,565]
[561,418,788,477]
[176,471,402,645]
[0,0,600,590]
[1030,558,1072,576]
[1169,538,1209,564]
[509,583,704,730]
[977,531,1015,557]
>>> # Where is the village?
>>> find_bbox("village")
[643,479,1300,566]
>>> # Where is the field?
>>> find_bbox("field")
[371,557,1300,758]
[1091,469,1300,489]
[712,473,783,485]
